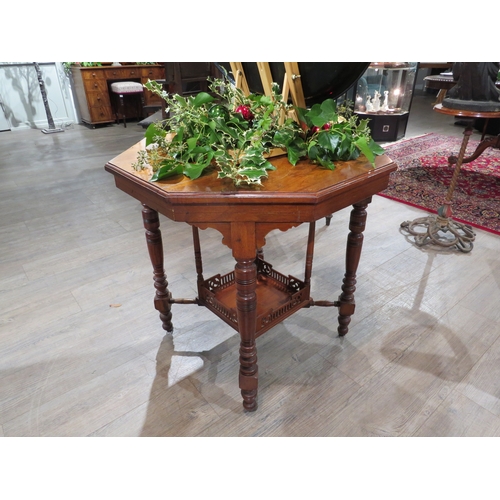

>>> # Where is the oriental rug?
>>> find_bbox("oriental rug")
[378,132,500,235]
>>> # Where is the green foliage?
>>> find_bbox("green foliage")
[62,62,102,75]
[133,74,384,186]
[296,99,385,169]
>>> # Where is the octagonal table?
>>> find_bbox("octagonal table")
[105,141,396,411]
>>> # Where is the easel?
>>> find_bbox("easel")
[228,62,307,159]
[229,63,334,225]
[229,62,306,125]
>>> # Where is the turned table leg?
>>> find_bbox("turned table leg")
[232,222,259,411]
[337,198,371,337]
[141,204,173,333]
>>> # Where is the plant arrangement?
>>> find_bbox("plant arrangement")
[133,75,385,186]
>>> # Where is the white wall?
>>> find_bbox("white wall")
[0,62,77,131]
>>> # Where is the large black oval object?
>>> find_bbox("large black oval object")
[216,62,370,107]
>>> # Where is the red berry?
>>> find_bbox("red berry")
[311,126,320,133]
[235,105,254,121]
[322,122,332,130]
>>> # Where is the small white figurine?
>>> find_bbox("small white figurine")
[382,90,389,111]
[372,90,380,112]
[365,95,373,111]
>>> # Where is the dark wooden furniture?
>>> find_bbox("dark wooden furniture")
[71,64,165,126]
[105,143,397,411]
[424,74,500,106]
[434,104,500,158]
[165,62,221,96]
[419,63,453,69]
[156,63,222,119]
[110,81,144,128]
[424,74,456,104]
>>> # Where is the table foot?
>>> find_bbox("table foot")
[241,389,258,412]
[239,338,258,412]
[337,302,356,336]
[401,215,475,253]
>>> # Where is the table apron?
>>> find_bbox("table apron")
[113,173,389,225]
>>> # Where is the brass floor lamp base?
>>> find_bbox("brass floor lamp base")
[401,215,475,253]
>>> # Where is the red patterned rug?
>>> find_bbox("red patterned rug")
[379,132,500,235]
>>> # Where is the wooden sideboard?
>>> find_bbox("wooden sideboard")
[71,64,165,126]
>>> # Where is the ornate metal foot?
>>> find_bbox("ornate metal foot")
[401,215,475,253]
[400,125,476,254]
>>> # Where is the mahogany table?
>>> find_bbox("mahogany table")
[105,141,396,411]
[434,103,500,142]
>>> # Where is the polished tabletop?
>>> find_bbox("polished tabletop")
[105,139,396,224]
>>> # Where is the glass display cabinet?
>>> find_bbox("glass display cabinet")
[354,62,418,141]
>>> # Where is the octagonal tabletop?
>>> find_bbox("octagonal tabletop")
[105,139,396,224]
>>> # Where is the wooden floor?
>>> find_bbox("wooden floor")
[1,93,500,437]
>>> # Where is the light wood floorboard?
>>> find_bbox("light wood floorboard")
[1,94,500,436]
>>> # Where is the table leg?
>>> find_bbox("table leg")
[141,204,173,332]
[232,222,258,411]
[448,133,500,165]
[435,89,447,105]
[337,198,370,337]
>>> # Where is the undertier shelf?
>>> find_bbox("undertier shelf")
[199,259,311,337]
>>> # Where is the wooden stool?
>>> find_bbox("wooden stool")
[110,81,144,127]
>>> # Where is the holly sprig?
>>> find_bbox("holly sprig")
[296,99,385,170]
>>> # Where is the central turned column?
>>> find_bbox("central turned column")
[231,221,259,411]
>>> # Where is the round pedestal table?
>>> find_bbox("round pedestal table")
[401,104,500,252]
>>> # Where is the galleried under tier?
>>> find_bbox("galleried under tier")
[199,259,310,337]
